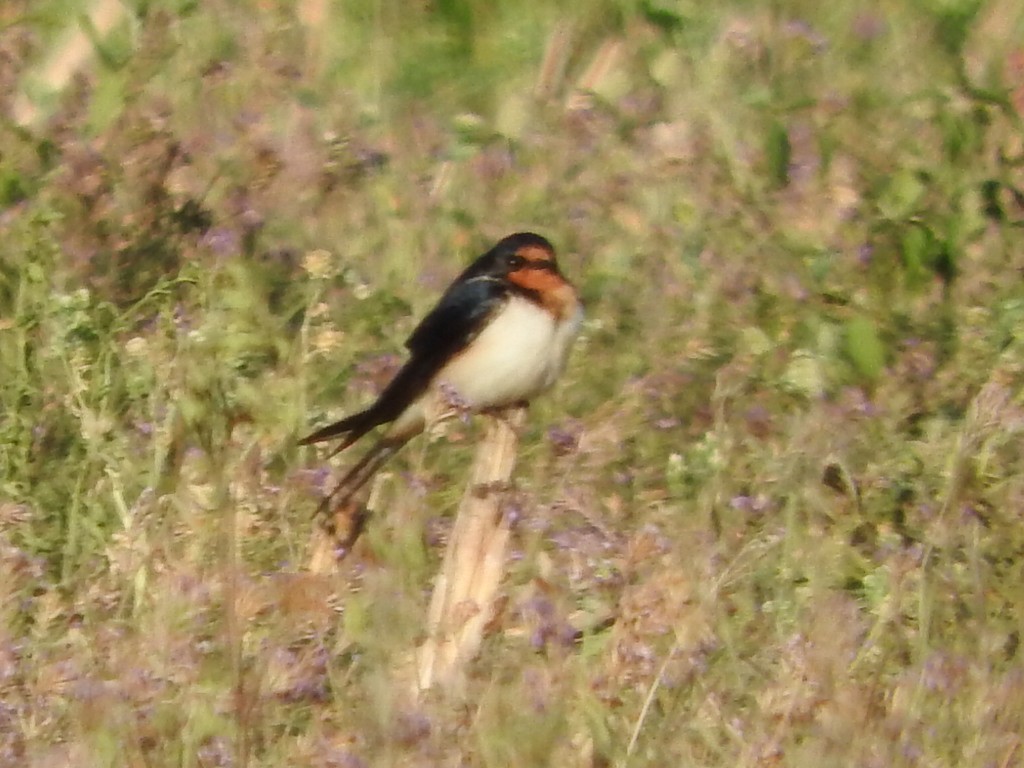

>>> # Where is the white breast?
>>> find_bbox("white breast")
[389,296,582,437]
[441,296,582,406]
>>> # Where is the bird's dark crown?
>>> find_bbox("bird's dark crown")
[491,232,556,260]
[456,232,558,283]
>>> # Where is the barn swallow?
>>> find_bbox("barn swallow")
[300,232,583,529]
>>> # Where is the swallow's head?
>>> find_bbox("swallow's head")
[456,232,577,318]
[488,232,579,319]
[459,232,560,283]
[481,232,559,277]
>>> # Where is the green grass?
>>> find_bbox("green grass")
[2,0,1024,765]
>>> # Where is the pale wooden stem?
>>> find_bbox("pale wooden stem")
[417,407,524,692]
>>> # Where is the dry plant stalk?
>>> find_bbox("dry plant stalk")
[13,0,127,126]
[534,22,573,99]
[565,38,623,112]
[307,510,346,575]
[417,407,525,691]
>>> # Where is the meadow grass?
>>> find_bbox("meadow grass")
[2,0,1024,765]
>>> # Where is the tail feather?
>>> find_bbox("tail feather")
[302,356,434,557]
[298,407,378,453]
[314,438,401,517]
[298,355,432,452]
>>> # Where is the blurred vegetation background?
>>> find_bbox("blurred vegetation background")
[1,0,1023,765]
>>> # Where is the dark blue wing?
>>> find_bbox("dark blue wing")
[405,274,508,357]
[299,276,507,448]
[344,274,507,429]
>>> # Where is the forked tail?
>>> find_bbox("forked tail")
[298,407,380,457]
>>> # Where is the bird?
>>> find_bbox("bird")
[300,232,583,538]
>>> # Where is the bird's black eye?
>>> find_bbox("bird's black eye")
[507,253,526,269]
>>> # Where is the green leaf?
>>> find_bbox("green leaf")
[925,0,983,56]
[845,315,885,380]
[878,169,925,220]
[650,50,685,89]
[0,166,28,206]
[765,120,791,188]
[641,0,687,33]
[495,92,530,141]
[783,351,825,398]
[901,225,932,288]
[87,70,128,134]
[980,179,1004,221]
